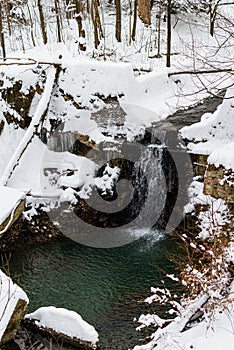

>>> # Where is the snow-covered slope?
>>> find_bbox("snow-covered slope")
[181,87,234,169]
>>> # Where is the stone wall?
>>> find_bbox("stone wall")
[204,165,234,204]
[191,153,234,204]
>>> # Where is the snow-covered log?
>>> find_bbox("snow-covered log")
[24,306,99,349]
[0,65,58,187]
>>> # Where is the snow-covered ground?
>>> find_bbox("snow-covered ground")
[134,282,234,350]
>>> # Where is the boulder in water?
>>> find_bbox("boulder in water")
[24,306,99,349]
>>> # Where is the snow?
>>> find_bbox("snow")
[0,116,25,181]
[208,141,234,170]
[181,87,234,170]
[95,164,120,196]
[7,136,97,198]
[0,269,28,341]
[0,186,25,226]
[25,306,99,345]
[134,287,234,350]
[176,288,234,350]
[184,180,230,239]
[61,111,106,144]
[0,66,57,186]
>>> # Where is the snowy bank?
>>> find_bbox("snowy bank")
[134,283,234,350]
[25,306,99,348]
[181,86,234,170]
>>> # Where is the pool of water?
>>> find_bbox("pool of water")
[9,230,182,349]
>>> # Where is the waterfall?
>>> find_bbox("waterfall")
[133,144,167,230]
[47,132,77,152]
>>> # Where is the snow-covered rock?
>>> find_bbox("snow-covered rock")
[0,186,25,234]
[25,306,99,349]
[181,87,234,170]
[0,269,28,344]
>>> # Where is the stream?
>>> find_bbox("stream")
[10,234,181,350]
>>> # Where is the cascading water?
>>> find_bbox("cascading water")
[133,144,167,230]
[47,131,77,152]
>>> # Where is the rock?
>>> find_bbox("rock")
[204,164,234,203]
[0,119,4,135]
[0,199,25,235]
[0,270,28,345]
[23,306,99,350]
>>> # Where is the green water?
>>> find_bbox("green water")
[9,231,182,350]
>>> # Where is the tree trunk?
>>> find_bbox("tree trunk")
[115,0,121,42]
[65,0,72,20]
[38,0,48,44]
[94,0,103,38]
[209,1,219,37]
[138,0,151,25]
[54,0,62,42]
[91,0,99,48]
[27,3,36,47]
[5,0,12,37]
[0,2,6,60]
[156,0,162,57]
[166,0,171,67]
[132,0,137,41]
[75,0,86,51]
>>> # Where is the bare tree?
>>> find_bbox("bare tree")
[91,0,103,48]
[156,0,163,57]
[27,3,36,47]
[138,0,151,25]
[115,0,121,42]
[209,0,221,37]
[166,0,171,67]
[75,0,86,51]
[38,0,48,44]
[54,0,62,42]
[132,0,138,41]
[0,2,6,60]
[5,0,12,37]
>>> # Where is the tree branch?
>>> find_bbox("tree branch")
[169,68,233,77]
